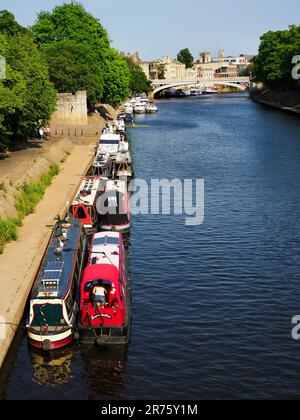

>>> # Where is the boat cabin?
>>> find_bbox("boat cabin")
[69,176,104,235]
[27,216,88,351]
[78,232,131,345]
[98,179,131,234]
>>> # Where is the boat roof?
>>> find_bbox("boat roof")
[31,217,83,300]
[82,264,119,285]
[99,133,121,143]
[89,232,121,269]
[72,177,101,206]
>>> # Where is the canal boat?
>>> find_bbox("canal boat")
[133,103,146,114]
[146,103,158,114]
[98,179,131,234]
[96,133,121,157]
[116,151,134,180]
[26,216,88,351]
[69,176,104,235]
[89,153,114,178]
[77,232,131,346]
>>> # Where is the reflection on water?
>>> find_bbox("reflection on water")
[80,346,128,400]
[30,348,74,388]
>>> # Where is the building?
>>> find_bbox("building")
[150,55,187,80]
[194,50,253,79]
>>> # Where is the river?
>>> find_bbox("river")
[1,94,300,400]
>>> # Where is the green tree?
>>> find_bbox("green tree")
[125,57,151,94]
[0,14,56,149]
[102,50,131,106]
[44,40,103,106]
[252,25,300,90]
[31,2,110,55]
[31,2,109,104]
[0,10,27,36]
[177,48,194,69]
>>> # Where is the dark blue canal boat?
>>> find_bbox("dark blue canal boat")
[26,216,88,351]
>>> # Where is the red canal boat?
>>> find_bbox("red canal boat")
[69,176,104,235]
[77,231,131,346]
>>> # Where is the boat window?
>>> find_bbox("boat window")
[93,236,119,246]
[65,295,74,320]
[84,280,112,292]
[87,206,96,223]
[30,304,67,327]
[75,206,87,220]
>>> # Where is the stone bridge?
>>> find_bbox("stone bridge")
[151,77,250,97]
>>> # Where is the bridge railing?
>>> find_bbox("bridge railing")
[151,77,250,86]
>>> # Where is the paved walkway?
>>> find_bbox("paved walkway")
[0,139,97,368]
[0,138,63,180]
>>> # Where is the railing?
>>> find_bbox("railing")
[151,76,250,86]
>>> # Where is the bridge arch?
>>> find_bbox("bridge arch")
[152,79,248,97]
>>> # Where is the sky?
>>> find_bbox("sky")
[0,0,300,61]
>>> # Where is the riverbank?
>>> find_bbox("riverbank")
[0,137,99,369]
[0,105,120,368]
[250,89,300,116]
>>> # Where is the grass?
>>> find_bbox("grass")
[0,164,60,254]
[0,218,22,254]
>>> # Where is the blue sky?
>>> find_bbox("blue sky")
[0,0,299,60]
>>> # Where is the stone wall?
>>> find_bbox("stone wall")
[51,91,88,125]
[0,138,75,220]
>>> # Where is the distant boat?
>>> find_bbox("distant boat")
[146,103,158,114]
[134,103,146,114]
[203,87,218,95]
[190,88,203,96]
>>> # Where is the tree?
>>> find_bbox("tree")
[31,2,109,104]
[102,50,131,106]
[252,25,300,90]
[0,10,27,36]
[177,48,194,69]
[44,40,103,106]
[125,57,151,94]
[0,14,56,149]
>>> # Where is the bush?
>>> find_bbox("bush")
[0,164,59,253]
[0,218,21,254]
[15,164,59,217]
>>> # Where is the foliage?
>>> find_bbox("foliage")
[0,218,21,254]
[252,25,300,90]
[0,164,59,253]
[102,49,131,106]
[156,63,166,80]
[0,12,56,149]
[31,1,110,105]
[177,48,194,69]
[125,57,151,94]
[0,10,27,36]
[15,164,59,218]
[43,40,103,106]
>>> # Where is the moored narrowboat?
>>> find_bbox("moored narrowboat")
[26,216,88,351]
[69,176,104,235]
[77,232,131,346]
[98,179,131,234]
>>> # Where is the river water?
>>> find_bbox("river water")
[2,94,300,400]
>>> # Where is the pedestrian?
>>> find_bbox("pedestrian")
[39,127,44,140]
[45,126,51,140]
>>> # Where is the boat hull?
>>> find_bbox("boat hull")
[28,329,73,351]
[99,223,130,234]
[78,324,131,346]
